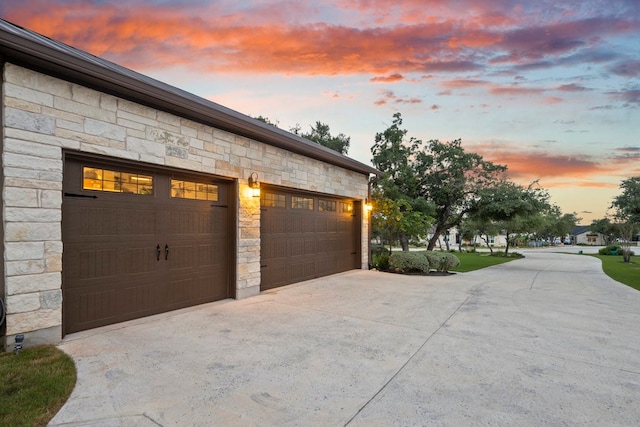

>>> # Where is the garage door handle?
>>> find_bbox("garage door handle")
[156,244,161,261]
[64,192,97,199]
[165,244,169,260]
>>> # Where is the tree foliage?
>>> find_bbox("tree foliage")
[535,206,580,244]
[611,176,640,223]
[459,216,499,252]
[469,180,550,254]
[413,139,507,250]
[371,190,432,252]
[293,121,351,154]
[371,113,433,250]
[590,218,617,245]
[371,113,504,250]
[254,115,279,127]
[254,117,350,154]
[610,176,640,262]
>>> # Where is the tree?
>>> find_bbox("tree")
[371,113,434,250]
[470,180,550,255]
[371,113,504,251]
[371,190,432,252]
[296,121,350,154]
[460,216,500,253]
[589,218,617,245]
[256,117,350,155]
[254,115,279,127]
[536,206,580,244]
[414,139,507,250]
[610,176,640,263]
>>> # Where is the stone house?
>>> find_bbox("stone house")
[0,20,378,348]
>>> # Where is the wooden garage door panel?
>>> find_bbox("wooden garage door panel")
[63,157,231,334]
[64,278,162,329]
[260,191,360,291]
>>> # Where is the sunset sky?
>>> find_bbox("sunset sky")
[2,0,639,223]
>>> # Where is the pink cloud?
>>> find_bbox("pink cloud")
[373,90,422,105]
[3,0,634,79]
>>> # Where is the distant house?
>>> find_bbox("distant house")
[428,228,508,250]
[571,226,605,246]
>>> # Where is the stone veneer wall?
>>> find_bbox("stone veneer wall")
[2,63,370,345]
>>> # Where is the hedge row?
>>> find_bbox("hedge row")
[598,244,635,256]
[386,251,460,274]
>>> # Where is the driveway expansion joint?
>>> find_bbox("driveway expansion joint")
[343,293,473,426]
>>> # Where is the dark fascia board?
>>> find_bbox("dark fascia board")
[0,19,380,177]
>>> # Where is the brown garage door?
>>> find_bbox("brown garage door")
[260,189,361,290]
[62,156,231,334]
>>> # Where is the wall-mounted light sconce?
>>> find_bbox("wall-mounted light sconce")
[365,198,373,211]
[248,172,260,197]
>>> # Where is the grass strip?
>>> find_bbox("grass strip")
[0,345,76,426]
[590,254,640,291]
[451,252,521,272]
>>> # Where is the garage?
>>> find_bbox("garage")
[62,155,233,334]
[260,188,361,290]
[1,20,378,346]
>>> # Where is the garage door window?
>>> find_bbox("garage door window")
[171,179,219,201]
[82,166,153,195]
[262,192,286,208]
[292,196,314,210]
[340,201,353,213]
[318,199,337,212]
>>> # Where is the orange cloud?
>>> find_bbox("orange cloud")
[469,142,617,182]
[441,79,488,88]
[573,182,619,188]
[370,73,405,83]
[4,0,634,79]
[488,85,545,96]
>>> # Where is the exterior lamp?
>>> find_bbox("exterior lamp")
[248,172,260,197]
[14,334,24,354]
[365,198,373,211]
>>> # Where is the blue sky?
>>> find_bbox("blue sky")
[2,0,639,222]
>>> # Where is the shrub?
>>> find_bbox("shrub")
[423,251,460,272]
[388,252,430,274]
[599,244,622,255]
[371,244,390,257]
[371,252,390,271]
[490,252,524,258]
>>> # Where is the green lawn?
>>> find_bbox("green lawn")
[590,254,640,291]
[451,251,522,272]
[0,345,76,426]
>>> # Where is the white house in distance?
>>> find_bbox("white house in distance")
[570,226,606,246]
[0,20,379,349]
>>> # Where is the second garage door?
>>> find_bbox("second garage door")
[260,188,361,290]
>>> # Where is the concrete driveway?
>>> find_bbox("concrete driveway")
[50,249,640,426]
